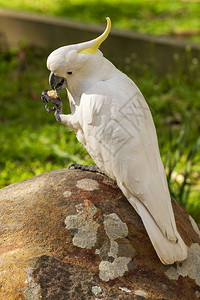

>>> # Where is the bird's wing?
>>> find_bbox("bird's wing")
[79,81,177,241]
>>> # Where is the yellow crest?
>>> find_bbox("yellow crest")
[78,17,111,54]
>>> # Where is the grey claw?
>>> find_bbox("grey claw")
[45,104,56,113]
[41,95,48,103]
[68,164,105,175]
[41,90,49,102]
[68,164,76,169]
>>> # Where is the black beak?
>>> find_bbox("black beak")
[49,72,67,90]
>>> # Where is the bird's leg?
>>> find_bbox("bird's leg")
[69,164,105,175]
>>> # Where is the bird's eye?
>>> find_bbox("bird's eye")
[67,71,72,75]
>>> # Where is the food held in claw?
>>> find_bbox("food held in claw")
[47,90,59,99]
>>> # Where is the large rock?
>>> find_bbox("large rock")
[0,169,199,299]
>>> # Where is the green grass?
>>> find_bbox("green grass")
[0,46,199,222]
[1,0,200,43]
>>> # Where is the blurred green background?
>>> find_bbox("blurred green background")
[1,0,200,43]
[0,0,199,223]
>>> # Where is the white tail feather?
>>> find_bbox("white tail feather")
[129,196,188,265]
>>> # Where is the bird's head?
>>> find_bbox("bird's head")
[47,17,111,92]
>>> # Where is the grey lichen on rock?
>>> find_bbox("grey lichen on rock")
[97,213,134,281]
[119,286,131,293]
[76,178,99,191]
[99,256,132,282]
[103,213,128,240]
[134,289,148,298]
[165,243,200,286]
[65,207,134,281]
[91,285,102,296]
[64,199,99,249]
[108,240,118,258]
[63,190,72,198]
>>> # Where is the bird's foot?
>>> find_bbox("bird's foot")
[68,164,105,175]
[41,89,62,113]
[41,89,63,122]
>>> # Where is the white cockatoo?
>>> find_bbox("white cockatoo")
[42,18,188,265]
